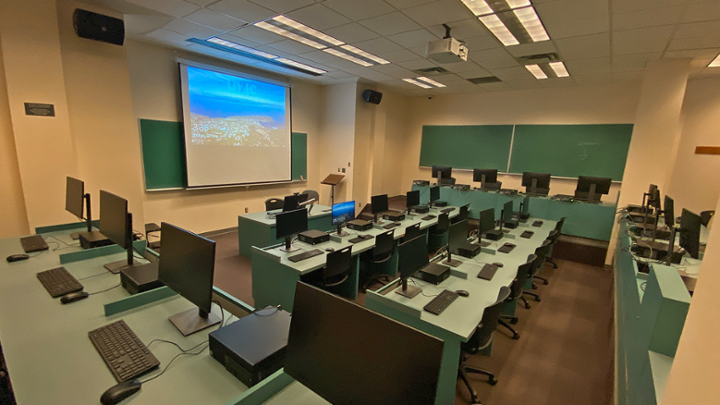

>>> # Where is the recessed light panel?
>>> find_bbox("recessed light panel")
[403,78,433,89]
[525,64,547,79]
[323,48,373,67]
[480,14,519,46]
[708,54,720,67]
[416,76,447,88]
[549,61,569,77]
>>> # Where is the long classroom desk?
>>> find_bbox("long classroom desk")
[251,206,461,312]
[237,204,333,257]
[0,224,247,404]
[413,184,617,241]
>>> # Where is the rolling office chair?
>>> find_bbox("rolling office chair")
[498,254,537,340]
[522,239,551,308]
[457,286,511,405]
[302,190,320,203]
[544,217,566,269]
[428,212,450,252]
[302,246,353,289]
[403,223,423,243]
[700,210,715,227]
[451,204,470,224]
[265,198,284,211]
[359,230,395,293]
[538,230,561,281]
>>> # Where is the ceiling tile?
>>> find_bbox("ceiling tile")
[353,37,404,54]
[298,49,346,64]
[480,58,519,69]
[386,0,440,9]
[479,82,514,92]
[564,57,612,75]
[228,25,284,44]
[216,33,260,46]
[573,74,613,86]
[543,17,609,40]
[125,0,200,19]
[442,61,481,73]
[457,68,492,78]
[323,0,395,21]
[674,21,720,39]
[613,71,644,83]
[426,19,487,41]
[507,79,544,90]
[555,33,610,60]
[463,35,501,51]
[560,46,610,61]
[124,15,175,35]
[369,64,417,79]
[409,46,428,57]
[185,8,246,30]
[359,12,422,36]
[325,59,368,70]
[325,70,358,79]
[209,0,276,24]
[487,66,530,79]
[682,2,720,23]
[324,23,380,43]
[612,53,662,72]
[612,25,675,55]
[387,29,439,48]
[145,28,196,46]
[266,39,319,54]
[248,0,315,14]
[377,49,422,63]
[612,5,684,31]
[469,47,512,62]
[505,41,558,58]
[667,36,720,52]
[540,77,575,88]
[402,0,473,27]
[398,59,439,70]
[164,19,223,39]
[664,49,720,60]
[286,4,351,30]
[187,0,217,5]
[535,0,608,24]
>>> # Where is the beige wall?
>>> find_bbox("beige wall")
[399,82,643,200]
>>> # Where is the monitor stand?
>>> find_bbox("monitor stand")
[279,236,300,253]
[530,178,537,196]
[443,247,462,267]
[169,307,221,337]
[587,184,598,204]
[480,174,487,192]
[104,258,143,274]
[395,279,421,298]
[336,224,349,237]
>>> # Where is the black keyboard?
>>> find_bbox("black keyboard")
[349,235,373,244]
[288,249,323,263]
[37,267,83,298]
[440,208,454,213]
[477,264,499,280]
[20,235,48,253]
[88,320,160,383]
[521,231,534,239]
[423,290,459,315]
[532,220,543,227]
[383,222,401,229]
[498,243,516,253]
[422,215,436,221]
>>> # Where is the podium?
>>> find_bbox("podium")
[321,174,345,206]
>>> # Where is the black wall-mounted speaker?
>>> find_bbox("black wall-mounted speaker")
[73,9,125,46]
[362,89,382,105]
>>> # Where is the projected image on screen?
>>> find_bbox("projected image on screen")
[180,63,292,188]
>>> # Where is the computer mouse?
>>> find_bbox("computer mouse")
[6,254,29,263]
[455,290,470,297]
[325,248,335,252]
[493,262,504,268]
[100,380,142,405]
[60,291,89,304]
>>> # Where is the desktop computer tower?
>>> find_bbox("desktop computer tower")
[347,219,372,231]
[120,262,164,295]
[457,243,482,259]
[78,231,113,249]
[484,229,504,241]
[383,213,405,222]
[504,219,519,229]
[433,201,448,208]
[298,230,330,245]
[412,205,430,214]
[414,263,451,285]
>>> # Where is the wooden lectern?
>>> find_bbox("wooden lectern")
[321,174,345,206]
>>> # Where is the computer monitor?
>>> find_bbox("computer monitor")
[371,194,389,222]
[575,176,612,203]
[522,172,551,195]
[100,190,142,273]
[679,209,701,259]
[331,201,355,236]
[283,194,301,212]
[473,169,498,190]
[664,196,675,228]
[395,235,429,298]
[406,190,420,209]
[285,282,443,405]
[276,208,308,252]
[518,195,530,219]
[478,208,496,246]
[158,222,221,336]
[649,187,661,212]
[429,186,440,206]
[431,165,452,184]
[448,219,469,255]
[502,200,514,223]
[66,176,94,234]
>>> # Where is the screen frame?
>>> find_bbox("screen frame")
[178,60,294,190]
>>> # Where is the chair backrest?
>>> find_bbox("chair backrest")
[371,230,395,262]
[404,223,422,241]
[323,246,353,287]
[485,181,502,191]
[555,217,566,233]
[531,239,552,275]
[471,286,511,350]
[547,229,560,245]
[433,212,450,234]
[265,198,284,211]
[700,210,715,227]
[451,204,470,224]
[302,190,320,204]
[509,254,537,301]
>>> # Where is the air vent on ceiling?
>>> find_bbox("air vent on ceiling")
[412,66,450,76]
[516,52,560,65]
[467,76,502,84]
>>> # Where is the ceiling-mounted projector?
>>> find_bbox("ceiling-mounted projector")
[425,24,468,64]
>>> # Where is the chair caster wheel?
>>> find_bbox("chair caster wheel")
[510,318,518,325]
[489,377,498,386]
[535,297,541,302]
[512,334,520,340]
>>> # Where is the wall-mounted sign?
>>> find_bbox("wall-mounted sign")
[24,103,55,117]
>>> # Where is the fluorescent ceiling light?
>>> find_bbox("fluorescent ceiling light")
[549,61,569,77]
[323,48,373,67]
[272,15,345,46]
[460,0,494,16]
[416,76,446,88]
[207,38,278,59]
[709,54,720,67]
[514,6,550,42]
[403,78,432,89]
[479,14,519,46]
[276,58,327,74]
[506,0,531,8]
[525,64,547,79]
[254,21,327,49]
[339,45,389,65]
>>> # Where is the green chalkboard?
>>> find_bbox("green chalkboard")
[509,124,633,181]
[139,119,308,190]
[419,125,514,171]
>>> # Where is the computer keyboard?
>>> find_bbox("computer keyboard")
[499,189,518,195]
[532,220,543,227]
[37,267,83,298]
[20,235,49,253]
[421,215,436,221]
[88,320,160,383]
[383,222,401,229]
[498,243,516,253]
[423,290,459,315]
[288,249,323,263]
[477,264,499,281]
[349,234,374,244]
[440,208,454,213]
[521,230,534,239]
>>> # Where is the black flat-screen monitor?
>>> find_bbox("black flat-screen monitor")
[502,200,514,223]
[331,201,354,236]
[371,194,389,214]
[65,177,84,219]
[396,235,429,297]
[664,196,675,228]
[649,187,661,211]
[521,195,530,215]
[473,168,498,183]
[429,186,440,204]
[431,165,452,180]
[522,172,551,194]
[479,208,495,234]
[577,176,612,194]
[276,208,308,251]
[448,219,468,254]
[100,190,129,249]
[406,190,420,208]
[285,282,443,405]
[283,194,301,212]
[680,209,701,259]
[158,222,221,336]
